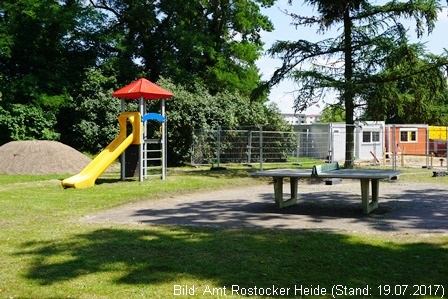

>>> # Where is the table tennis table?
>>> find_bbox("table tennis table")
[250,163,401,214]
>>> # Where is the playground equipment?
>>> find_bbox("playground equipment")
[113,78,173,182]
[61,112,141,188]
[62,78,173,188]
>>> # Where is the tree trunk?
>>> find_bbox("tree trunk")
[343,7,355,169]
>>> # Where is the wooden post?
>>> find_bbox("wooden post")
[431,152,434,168]
[401,146,405,167]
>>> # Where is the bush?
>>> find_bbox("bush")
[0,104,60,145]
[60,69,121,153]
[157,78,291,165]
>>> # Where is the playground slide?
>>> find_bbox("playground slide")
[62,112,140,188]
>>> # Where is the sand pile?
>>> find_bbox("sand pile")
[0,140,91,174]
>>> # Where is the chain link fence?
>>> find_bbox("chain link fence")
[191,124,448,170]
[191,127,299,167]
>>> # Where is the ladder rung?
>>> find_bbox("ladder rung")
[144,139,161,144]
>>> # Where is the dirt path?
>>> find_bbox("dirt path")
[82,180,448,235]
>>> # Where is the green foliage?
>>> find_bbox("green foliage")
[157,78,290,165]
[0,104,59,144]
[320,104,346,122]
[90,0,274,97]
[361,43,448,125]
[0,0,104,105]
[0,0,109,146]
[61,68,121,153]
[0,0,287,162]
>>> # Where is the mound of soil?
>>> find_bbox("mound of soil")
[0,140,91,175]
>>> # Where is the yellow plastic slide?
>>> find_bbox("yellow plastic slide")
[62,112,141,188]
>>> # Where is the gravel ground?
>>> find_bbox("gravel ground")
[82,179,448,235]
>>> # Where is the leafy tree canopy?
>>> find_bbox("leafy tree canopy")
[0,0,106,107]
[0,0,296,168]
[89,0,275,96]
[0,0,107,144]
[360,41,448,125]
[320,104,346,122]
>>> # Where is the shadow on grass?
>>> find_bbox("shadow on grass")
[95,177,138,185]
[17,227,447,295]
[169,168,255,179]
[92,168,256,185]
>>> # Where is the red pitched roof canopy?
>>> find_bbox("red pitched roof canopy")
[113,78,173,100]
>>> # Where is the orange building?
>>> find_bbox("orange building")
[384,125,428,155]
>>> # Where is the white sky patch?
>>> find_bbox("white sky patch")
[438,7,448,23]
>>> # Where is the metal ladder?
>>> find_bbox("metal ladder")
[142,138,162,178]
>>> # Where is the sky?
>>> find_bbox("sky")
[257,0,448,115]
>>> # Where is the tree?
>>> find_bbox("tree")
[0,0,109,145]
[320,104,346,122]
[89,0,275,97]
[59,68,121,153]
[156,77,290,165]
[0,104,60,144]
[360,42,448,124]
[254,0,448,167]
[0,0,106,104]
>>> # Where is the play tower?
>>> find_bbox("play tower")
[62,78,173,188]
[113,78,173,182]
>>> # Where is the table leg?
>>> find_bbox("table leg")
[273,177,299,209]
[290,177,298,202]
[371,178,379,209]
[273,177,283,207]
[360,178,379,214]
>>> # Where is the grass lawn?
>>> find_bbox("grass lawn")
[0,166,447,298]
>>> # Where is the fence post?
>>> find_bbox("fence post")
[430,152,434,168]
[216,126,221,168]
[259,125,263,171]
[392,125,397,170]
[296,131,300,164]
[328,123,333,163]
[190,130,195,166]
[247,130,252,164]
[425,126,429,169]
